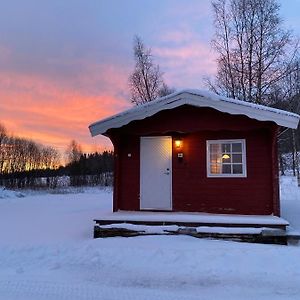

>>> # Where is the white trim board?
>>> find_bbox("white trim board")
[89,89,300,136]
[206,139,247,178]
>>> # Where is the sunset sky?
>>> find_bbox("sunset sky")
[0,0,299,157]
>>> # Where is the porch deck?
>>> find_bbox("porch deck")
[93,211,297,244]
[94,210,289,230]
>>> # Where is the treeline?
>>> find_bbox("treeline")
[67,151,113,175]
[0,125,114,189]
[65,150,114,187]
[0,151,114,189]
[64,140,114,186]
[0,123,60,174]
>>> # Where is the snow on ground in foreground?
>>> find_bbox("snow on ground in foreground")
[0,178,300,300]
[0,187,112,245]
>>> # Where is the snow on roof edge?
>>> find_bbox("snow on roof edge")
[89,89,300,136]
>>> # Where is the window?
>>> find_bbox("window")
[207,139,247,177]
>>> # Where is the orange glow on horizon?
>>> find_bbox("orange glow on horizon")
[0,69,129,161]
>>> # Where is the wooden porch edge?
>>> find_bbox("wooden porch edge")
[93,224,299,245]
[93,219,287,230]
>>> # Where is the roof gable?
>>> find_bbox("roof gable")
[89,89,300,136]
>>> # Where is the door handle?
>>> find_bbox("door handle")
[164,171,170,175]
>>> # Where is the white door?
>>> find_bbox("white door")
[140,136,172,210]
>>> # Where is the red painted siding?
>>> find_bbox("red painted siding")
[107,105,279,215]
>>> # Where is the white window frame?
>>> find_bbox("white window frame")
[206,139,247,178]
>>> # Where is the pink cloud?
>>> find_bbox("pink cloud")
[154,41,217,88]
[0,63,132,158]
[161,26,198,44]
[146,0,217,88]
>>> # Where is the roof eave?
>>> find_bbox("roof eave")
[88,91,300,136]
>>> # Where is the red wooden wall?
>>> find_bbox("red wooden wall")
[108,105,280,216]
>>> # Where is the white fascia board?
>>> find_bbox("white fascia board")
[89,94,185,136]
[185,93,300,129]
[88,90,300,136]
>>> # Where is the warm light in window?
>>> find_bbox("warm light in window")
[174,138,182,149]
[207,140,246,177]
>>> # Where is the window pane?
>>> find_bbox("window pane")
[232,143,242,152]
[233,164,243,174]
[222,154,231,163]
[222,164,231,174]
[210,144,221,153]
[210,152,221,162]
[232,154,242,163]
[210,163,222,174]
[222,143,231,153]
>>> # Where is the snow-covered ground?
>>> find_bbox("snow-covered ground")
[0,178,300,300]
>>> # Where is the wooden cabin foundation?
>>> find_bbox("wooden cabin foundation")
[93,211,299,245]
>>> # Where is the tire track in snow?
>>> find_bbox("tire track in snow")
[0,278,203,300]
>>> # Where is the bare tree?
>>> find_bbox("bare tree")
[0,123,6,141]
[66,140,82,165]
[0,122,61,175]
[273,58,300,176]
[129,36,174,105]
[0,123,7,174]
[41,146,60,170]
[158,83,176,98]
[208,0,297,105]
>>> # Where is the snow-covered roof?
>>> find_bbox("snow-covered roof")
[89,89,300,136]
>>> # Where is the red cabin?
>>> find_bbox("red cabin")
[89,90,299,218]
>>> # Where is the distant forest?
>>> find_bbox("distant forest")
[0,123,113,189]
